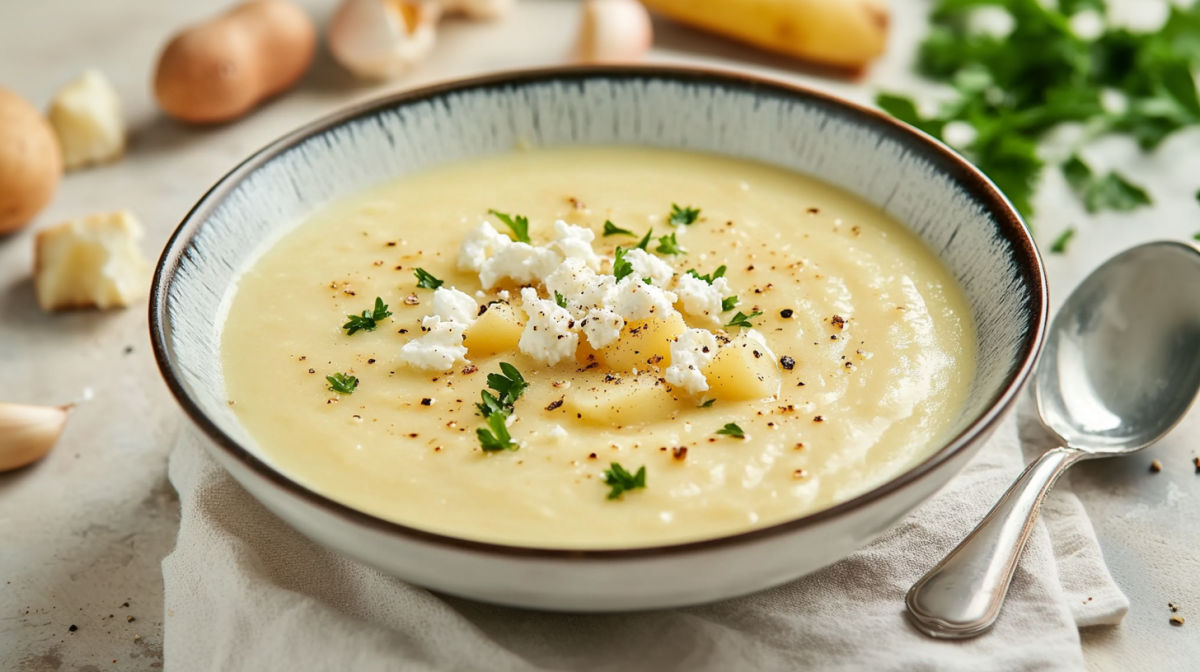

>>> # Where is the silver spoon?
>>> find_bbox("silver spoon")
[906,240,1200,639]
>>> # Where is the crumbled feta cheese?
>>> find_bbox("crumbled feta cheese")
[612,276,678,322]
[518,287,579,365]
[623,248,674,286]
[457,222,511,273]
[548,425,568,441]
[581,308,625,349]
[431,286,479,325]
[549,220,601,272]
[665,328,719,395]
[479,242,562,289]
[675,274,733,323]
[543,257,617,319]
[400,316,468,371]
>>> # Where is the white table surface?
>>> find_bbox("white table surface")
[2,1,1198,669]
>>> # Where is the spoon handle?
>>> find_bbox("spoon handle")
[906,445,1085,638]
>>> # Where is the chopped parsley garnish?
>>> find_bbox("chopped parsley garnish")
[342,297,392,335]
[715,422,745,439]
[668,203,701,226]
[874,0,1198,221]
[635,227,653,251]
[700,398,716,408]
[612,246,635,282]
[486,362,529,408]
[1050,227,1076,255]
[1062,155,1152,214]
[413,268,443,290]
[643,277,653,285]
[602,220,635,237]
[476,390,507,418]
[603,462,646,500]
[1194,232,1200,241]
[721,295,740,312]
[326,372,358,395]
[488,209,531,244]
[477,412,517,452]
[725,310,762,329]
[655,232,686,255]
[686,265,727,285]
[554,291,568,309]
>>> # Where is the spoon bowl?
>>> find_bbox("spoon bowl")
[908,240,1200,639]
[1038,242,1200,454]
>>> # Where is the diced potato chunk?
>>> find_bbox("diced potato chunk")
[562,375,681,426]
[34,210,149,311]
[47,69,125,170]
[706,333,782,401]
[598,312,686,372]
[463,302,524,357]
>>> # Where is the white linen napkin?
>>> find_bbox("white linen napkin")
[162,399,1127,671]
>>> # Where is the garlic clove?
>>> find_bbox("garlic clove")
[439,0,515,21]
[328,0,441,80]
[0,403,73,472]
[577,0,653,64]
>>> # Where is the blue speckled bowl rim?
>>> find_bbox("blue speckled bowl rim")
[150,65,1048,560]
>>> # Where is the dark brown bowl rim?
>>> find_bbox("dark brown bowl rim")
[150,64,1048,561]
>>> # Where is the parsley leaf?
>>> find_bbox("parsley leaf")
[1050,227,1075,255]
[1062,155,1151,214]
[725,310,762,329]
[612,247,635,282]
[342,297,392,335]
[487,362,529,407]
[668,204,701,226]
[477,412,518,452]
[700,398,716,408]
[475,390,507,418]
[721,295,739,312]
[643,277,653,285]
[602,462,646,500]
[488,209,532,244]
[603,220,635,237]
[326,372,358,395]
[655,232,686,255]
[413,268,443,290]
[554,291,568,309]
[686,265,727,285]
[715,422,745,439]
[635,227,653,251]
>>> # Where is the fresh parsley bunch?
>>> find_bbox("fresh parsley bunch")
[878,0,1200,225]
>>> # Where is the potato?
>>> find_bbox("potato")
[640,0,888,71]
[153,0,316,124]
[463,301,524,357]
[598,312,687,372]
[0,88,62,235]
[563,375,680,426]
[706,332,782,401]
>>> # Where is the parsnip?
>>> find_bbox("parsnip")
[640,0,889,70]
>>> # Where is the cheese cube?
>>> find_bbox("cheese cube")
[34,211,149,311]
[46,70,125,170]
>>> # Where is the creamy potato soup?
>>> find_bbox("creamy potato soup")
[221,147,975,549]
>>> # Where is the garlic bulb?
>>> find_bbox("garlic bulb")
[577,0,653,64]
[328,0,441,80]
[0,403,72,472]
[440,0,515,20]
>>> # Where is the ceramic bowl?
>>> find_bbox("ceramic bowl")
[150,66,1047,612]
